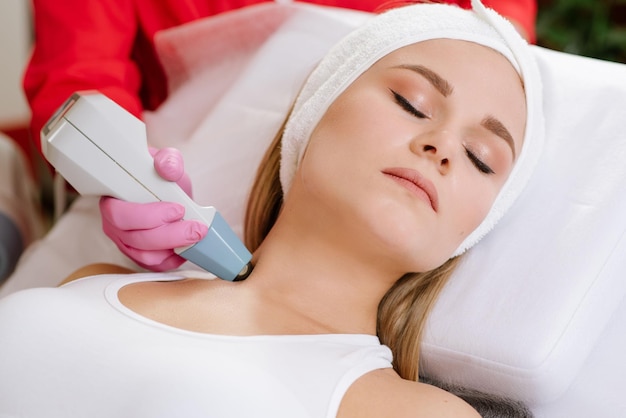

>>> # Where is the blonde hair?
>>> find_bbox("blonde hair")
[244,124,462,380]
[377,258,461,380]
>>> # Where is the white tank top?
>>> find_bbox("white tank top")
[0,272,393,418]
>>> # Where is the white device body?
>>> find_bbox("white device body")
[41,91,252,280]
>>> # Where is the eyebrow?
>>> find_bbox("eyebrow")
[394,63,517,160]
[481,115,517,160]
[394,64,453,97]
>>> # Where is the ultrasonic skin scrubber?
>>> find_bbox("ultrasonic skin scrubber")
[42,91,253,281]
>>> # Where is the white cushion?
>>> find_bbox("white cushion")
[422,47,626,407]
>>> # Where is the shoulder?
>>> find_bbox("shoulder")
[58,263,136,286]
[337,368,480,418]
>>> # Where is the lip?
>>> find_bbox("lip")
[382,167,439,212]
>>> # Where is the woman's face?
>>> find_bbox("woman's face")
[291,39,526,273]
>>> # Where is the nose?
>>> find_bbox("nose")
[410,131,456,174]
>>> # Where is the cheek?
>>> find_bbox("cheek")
[295,127,361,210]
[450,183,499,240]
[445,176,499,251]
[299,100,384,193]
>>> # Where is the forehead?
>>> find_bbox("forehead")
[375,38,518,74]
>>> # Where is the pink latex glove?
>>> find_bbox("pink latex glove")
[100,147,208,271]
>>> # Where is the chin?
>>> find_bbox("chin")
[388,234,458,273]
[367,231,444,273]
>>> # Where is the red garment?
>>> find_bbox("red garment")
[23,0,536,154]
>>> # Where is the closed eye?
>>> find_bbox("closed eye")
[390,88,494,175]
[465,147,495,175]
[390,89,428,119]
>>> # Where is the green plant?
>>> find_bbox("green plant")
[536,0,626,63]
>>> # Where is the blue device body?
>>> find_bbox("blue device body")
[179,212,252,281]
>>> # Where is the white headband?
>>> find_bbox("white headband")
[280,0,544,257]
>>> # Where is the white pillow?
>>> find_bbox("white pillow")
[422,46,626,408]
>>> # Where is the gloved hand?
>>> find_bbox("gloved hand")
[100,147,208,271]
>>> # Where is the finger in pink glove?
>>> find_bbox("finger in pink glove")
[100,147,207,271]
[100,197,208,271]
[149,147,193,197]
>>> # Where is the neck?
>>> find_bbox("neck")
[244,212,401,336]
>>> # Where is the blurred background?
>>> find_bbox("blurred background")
[0,0,625,175]
[0,1,30,163]
[537,0,626,63]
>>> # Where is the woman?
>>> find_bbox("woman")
[0,1,543,417]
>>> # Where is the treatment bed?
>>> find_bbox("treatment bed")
[2,3,625,416]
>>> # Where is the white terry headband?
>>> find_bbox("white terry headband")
[280,0,544,257]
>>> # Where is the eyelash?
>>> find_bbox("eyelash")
[390,89,427,118]
[391,89,495,175]
[465,147,495,174]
